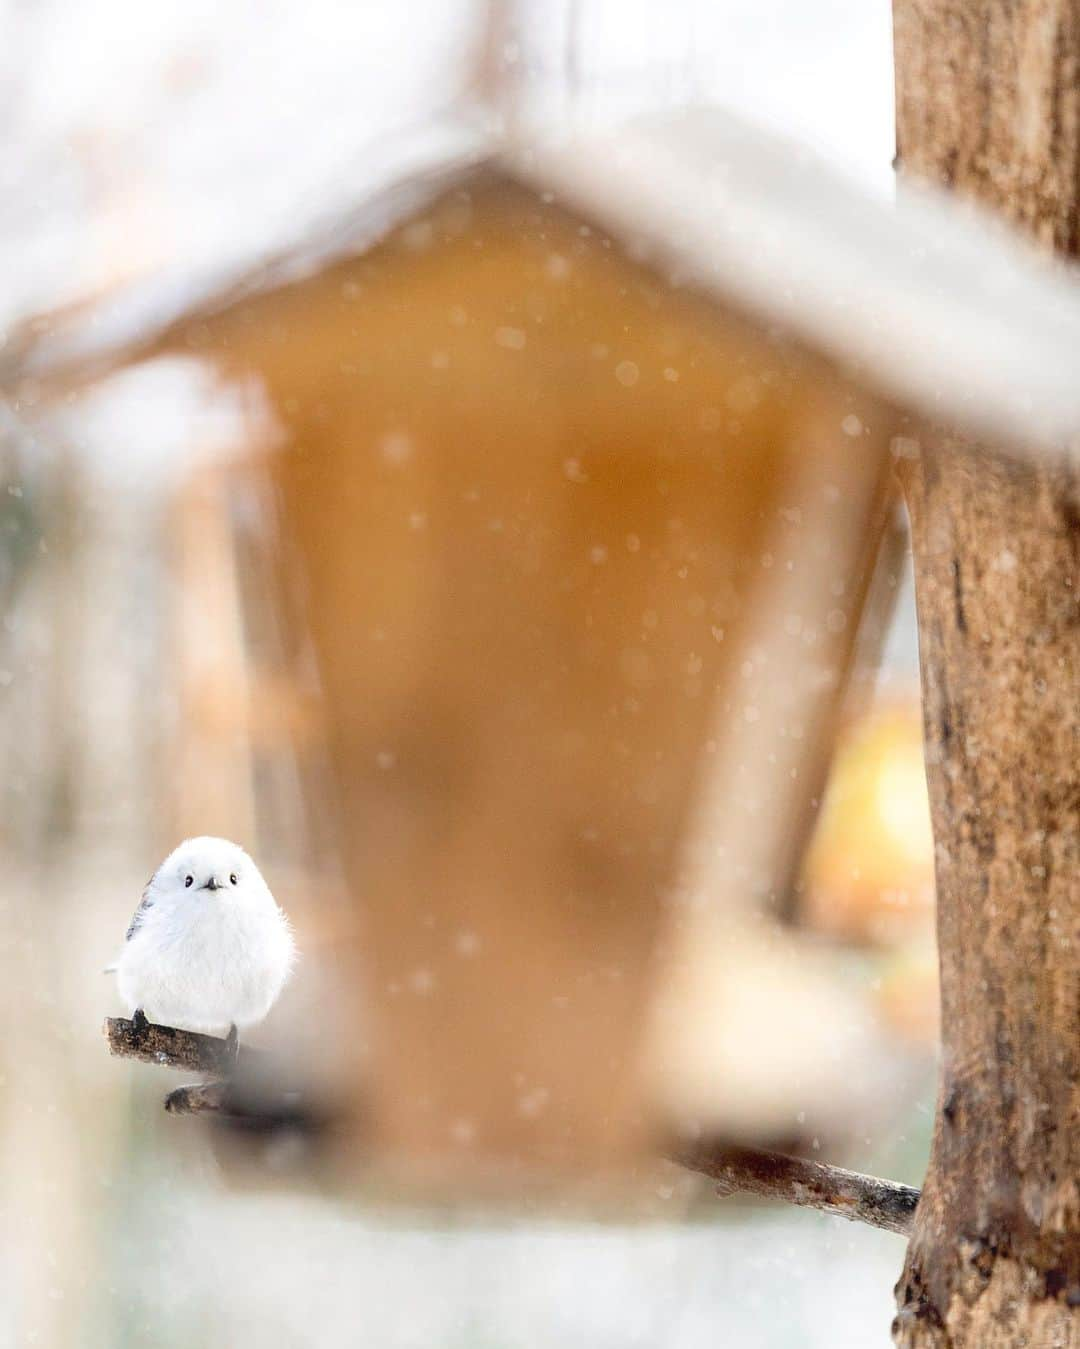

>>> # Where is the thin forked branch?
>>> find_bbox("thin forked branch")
[106,1015,920,1234]
[105,1016,325,1133]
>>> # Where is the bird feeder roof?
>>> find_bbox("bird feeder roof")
[14,105,1080,458]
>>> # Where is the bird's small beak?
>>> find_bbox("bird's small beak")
[203,877,222,892]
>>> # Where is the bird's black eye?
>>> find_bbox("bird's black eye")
[229,873,238,886]
[184,875,193,888]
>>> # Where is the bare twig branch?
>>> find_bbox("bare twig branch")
[106,1015,919,1233]
[106,1015,329,1134]
[165,1080,228,1115]
[104,1016,245,1076]
[672,1140,919,1237]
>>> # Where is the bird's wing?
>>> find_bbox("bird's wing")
[125,880,154,941]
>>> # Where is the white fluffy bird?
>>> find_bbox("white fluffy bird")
[111,836,295,1039]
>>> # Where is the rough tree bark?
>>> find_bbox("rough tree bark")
[892,3,1080,1344]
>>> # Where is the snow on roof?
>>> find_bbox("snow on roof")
[513,110,1080,456]
[7,117,487,388]
[15,104,1080,459]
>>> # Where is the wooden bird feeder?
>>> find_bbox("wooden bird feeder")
[16,108,1080,1203]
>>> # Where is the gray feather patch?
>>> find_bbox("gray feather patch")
[125,881,154,941]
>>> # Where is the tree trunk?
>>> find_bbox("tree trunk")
[892,3,1080,1344]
